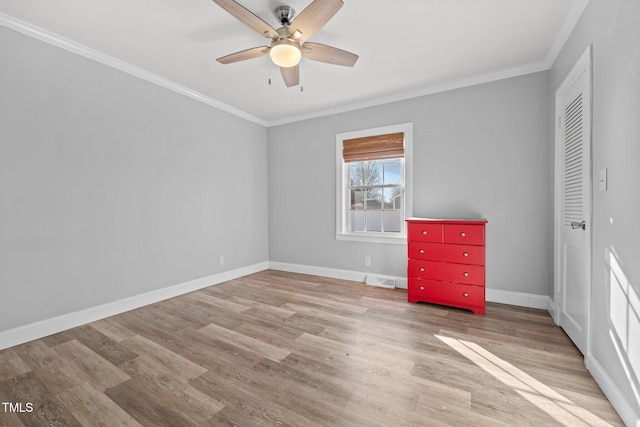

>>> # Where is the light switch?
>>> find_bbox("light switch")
[599,168,607,192]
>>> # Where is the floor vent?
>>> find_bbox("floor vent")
[365,275,396,289]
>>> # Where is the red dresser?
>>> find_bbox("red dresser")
[406,218,488,314]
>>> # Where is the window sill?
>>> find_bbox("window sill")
[335,232,407,245]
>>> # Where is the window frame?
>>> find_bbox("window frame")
[335,122,413,245]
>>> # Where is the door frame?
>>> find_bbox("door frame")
[553,45,593,355]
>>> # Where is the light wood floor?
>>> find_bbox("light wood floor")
[0,270,623,426]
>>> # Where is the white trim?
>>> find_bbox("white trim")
[1,0,589,129]
[547,297,559,325]
[269,261,408,289]
[0,262,269,351]
[553,45,593,351]
[335,122,413,241]
[587,353,640,427]
[268,62,549,127]
[0,13,268,127]
[485,288,551,310]
[335,233,407,245]
[1,260,557,351]
[270,261,550,309]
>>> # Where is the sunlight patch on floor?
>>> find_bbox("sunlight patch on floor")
[436,334,613,427]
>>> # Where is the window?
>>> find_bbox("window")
[336,123,413,244]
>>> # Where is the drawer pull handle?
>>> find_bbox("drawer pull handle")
[422,230,428,235]
[460,232,466,237]
[463,292,469,297]
[463,252,469,257]
[463,272,469,277]
[419,286,425,291]
[419,267,425,272]
[419,249,425,254]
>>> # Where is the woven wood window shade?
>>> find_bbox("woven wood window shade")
[342,132,404,162]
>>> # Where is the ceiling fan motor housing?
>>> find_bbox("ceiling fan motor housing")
[274,5,295,26]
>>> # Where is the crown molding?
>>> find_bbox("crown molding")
[2,0,590,129]
[0,12,268,127]
[266,61,549,127]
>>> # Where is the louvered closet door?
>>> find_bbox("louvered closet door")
[557,49,591,355]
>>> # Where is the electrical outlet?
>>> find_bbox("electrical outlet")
[218,256,225,266]
[364,256,372,267]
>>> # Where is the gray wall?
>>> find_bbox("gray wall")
[550,0,640,421]
[268,71,552,296]
[0,27,269,332]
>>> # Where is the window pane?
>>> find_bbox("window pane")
[383,160,402,185]
[366,210,382,232]
[351,189,365,209]
[366,189,382,209]
[367,162,383,185]
[350,161,383,187]
[382,210,402,232]
[350,210,365,231]
[350,162,366,186]
[383,187,402,209]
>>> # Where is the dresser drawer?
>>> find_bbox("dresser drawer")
[407,223,443,243]
[408,279,484,309]
[443,224,485,245]
[408,242,485,265]
[408,260,485,285]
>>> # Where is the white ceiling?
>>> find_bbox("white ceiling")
[0,0,587,126]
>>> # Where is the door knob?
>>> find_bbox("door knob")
[570,221,586,230]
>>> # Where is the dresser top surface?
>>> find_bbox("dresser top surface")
[406,217,488,225]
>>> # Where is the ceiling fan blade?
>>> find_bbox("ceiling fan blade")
[217,46,270,64]
[280,65,300,87]
[289,0,343,43]
[301,42,358,67]
[211,0,278,39]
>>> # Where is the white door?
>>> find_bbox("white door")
[555,47,592,355]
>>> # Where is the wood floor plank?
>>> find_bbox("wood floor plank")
[0,371,82,427]
[120,335,207,381]
[52,340,130,392]
[0,385,27,427]
[57,382,142,427]
[0,349,30,383]
[189,370,318,427]
[51,325,140,366]
[12,341,85,395]
[90,317,138,343]
[119,356,224,420]
[105,377,212,427]
[198,323,291,363]
[229,296,297,320]
[172,327,265,370]
[0,270,624,426]
[182,292,250,313]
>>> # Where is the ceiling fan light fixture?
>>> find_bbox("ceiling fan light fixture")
[270,39,302,68]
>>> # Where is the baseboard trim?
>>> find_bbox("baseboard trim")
[269,262,549,309]
[0,262,269,351]
[485,288,551,310]
[269,261,408,289]
[587,352,640,427]
[0,261,553,350]
[547,297,559,324]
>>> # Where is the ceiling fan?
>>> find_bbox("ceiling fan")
[211,0,359,87]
